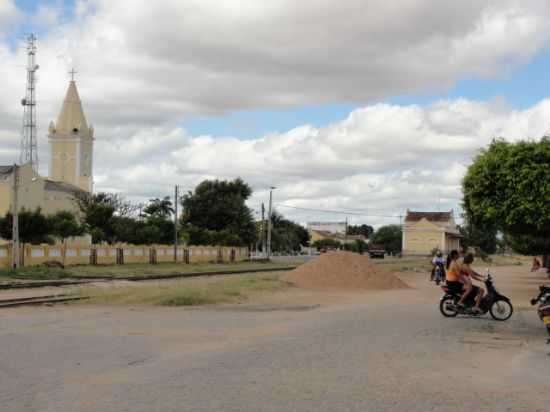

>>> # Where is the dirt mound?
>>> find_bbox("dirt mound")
[284,251,409,290]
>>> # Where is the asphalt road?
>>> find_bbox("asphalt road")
[1,290,548,412]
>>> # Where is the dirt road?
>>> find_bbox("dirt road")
[1,266,548,412]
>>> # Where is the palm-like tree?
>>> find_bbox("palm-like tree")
[143,196,174,219]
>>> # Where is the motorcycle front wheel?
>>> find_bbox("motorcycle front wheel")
[489,299,513,321]
[439,296,458,317]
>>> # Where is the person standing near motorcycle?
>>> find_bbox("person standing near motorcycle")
[458,253,485,313]
[431,250,446,281]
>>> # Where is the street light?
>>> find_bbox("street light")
[266,186,276,260]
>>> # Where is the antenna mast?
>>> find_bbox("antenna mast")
[20,33,40,172]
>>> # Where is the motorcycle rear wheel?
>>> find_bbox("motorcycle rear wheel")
[489,299,513,321]
[439,296,458,317]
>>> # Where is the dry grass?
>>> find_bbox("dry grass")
[0,261,298,281]
[374,254,530,273]
[73,272,289,306]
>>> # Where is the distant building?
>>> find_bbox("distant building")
[306,221,346,234]
[309,230,367,245]
[402,210,461,256]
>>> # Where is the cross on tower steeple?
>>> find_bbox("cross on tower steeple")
[69,68,77,81]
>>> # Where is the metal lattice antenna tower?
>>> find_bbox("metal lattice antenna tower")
[20,34,40,171]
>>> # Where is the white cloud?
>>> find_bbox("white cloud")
[0,0,21,38]
[32,3,61,29]
[90,98,550,226]
[1,1,550,225]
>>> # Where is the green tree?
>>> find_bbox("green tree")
[76,192,141,243]
[269,211,310,253]
[371,224,402,255]
[343,239,368,254]
[180,178,257,246]
[0,208,53,244]
[76,192,117,243]
[312,238,342,250]
[143,196,174,219]
[347,224,374,238]
[462,138,550,264]
[458,219,498,254]
[48,211,85,244]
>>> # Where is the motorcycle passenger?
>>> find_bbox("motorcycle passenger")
[431,250,446,281]
[459,253,485,314]
[445,250,463,295]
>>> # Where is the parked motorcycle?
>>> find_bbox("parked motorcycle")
[439,271,513,321]
[530,285,550,344]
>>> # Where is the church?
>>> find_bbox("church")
[0,79,94,238]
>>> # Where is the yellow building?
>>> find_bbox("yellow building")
[0,79,93,242]
[402,210,461,256]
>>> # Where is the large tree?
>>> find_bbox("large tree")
[76,192,117,243]
[462,138,550,264]
[180,178,257,246]
[143,196,174,219]
[269,211,310,253]
[458,219,498,254]
[0,208,53,244]
[371,224,402,255]
[48,211,86,244]
[347,224,374,238]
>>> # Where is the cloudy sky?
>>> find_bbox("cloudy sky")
[1,0,550,227]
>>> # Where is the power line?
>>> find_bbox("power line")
[275,203,402,219]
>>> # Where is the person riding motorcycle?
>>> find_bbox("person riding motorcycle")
[456,253,485,313]
[431,250,446,281]
[445,250,463,293]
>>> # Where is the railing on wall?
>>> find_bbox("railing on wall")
[0,243,249,269]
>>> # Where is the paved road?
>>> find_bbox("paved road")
[1,291,548,412]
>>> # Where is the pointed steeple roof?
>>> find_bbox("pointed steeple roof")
[54,81,89,135]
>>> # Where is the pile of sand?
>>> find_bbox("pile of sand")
[284,251,409,290]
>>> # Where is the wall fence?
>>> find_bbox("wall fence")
[0,244,249,269]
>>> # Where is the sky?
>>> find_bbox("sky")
[1,0,550,227]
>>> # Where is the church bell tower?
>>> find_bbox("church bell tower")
[48,74,94,192]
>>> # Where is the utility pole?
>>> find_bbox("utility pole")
[11,165,19,269]
[261,203,266,257]
[344,217,348,245]
[399,214,404,257]
[266,187,275,260]
[174,185,179,262]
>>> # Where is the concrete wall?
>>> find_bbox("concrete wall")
[0,244,10,267]
[0,244,248,268]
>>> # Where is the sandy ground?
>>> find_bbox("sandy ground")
[0,265,549,412]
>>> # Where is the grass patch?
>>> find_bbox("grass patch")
[373,254,529,273]
[0,265,72,280]
[74,273,288,306]
[0,260,299,281]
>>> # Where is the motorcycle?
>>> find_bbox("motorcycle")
[433,264,445,285]
[439,271,513,321]
[530,285,550,344]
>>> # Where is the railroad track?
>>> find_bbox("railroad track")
[0,294,89,308]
